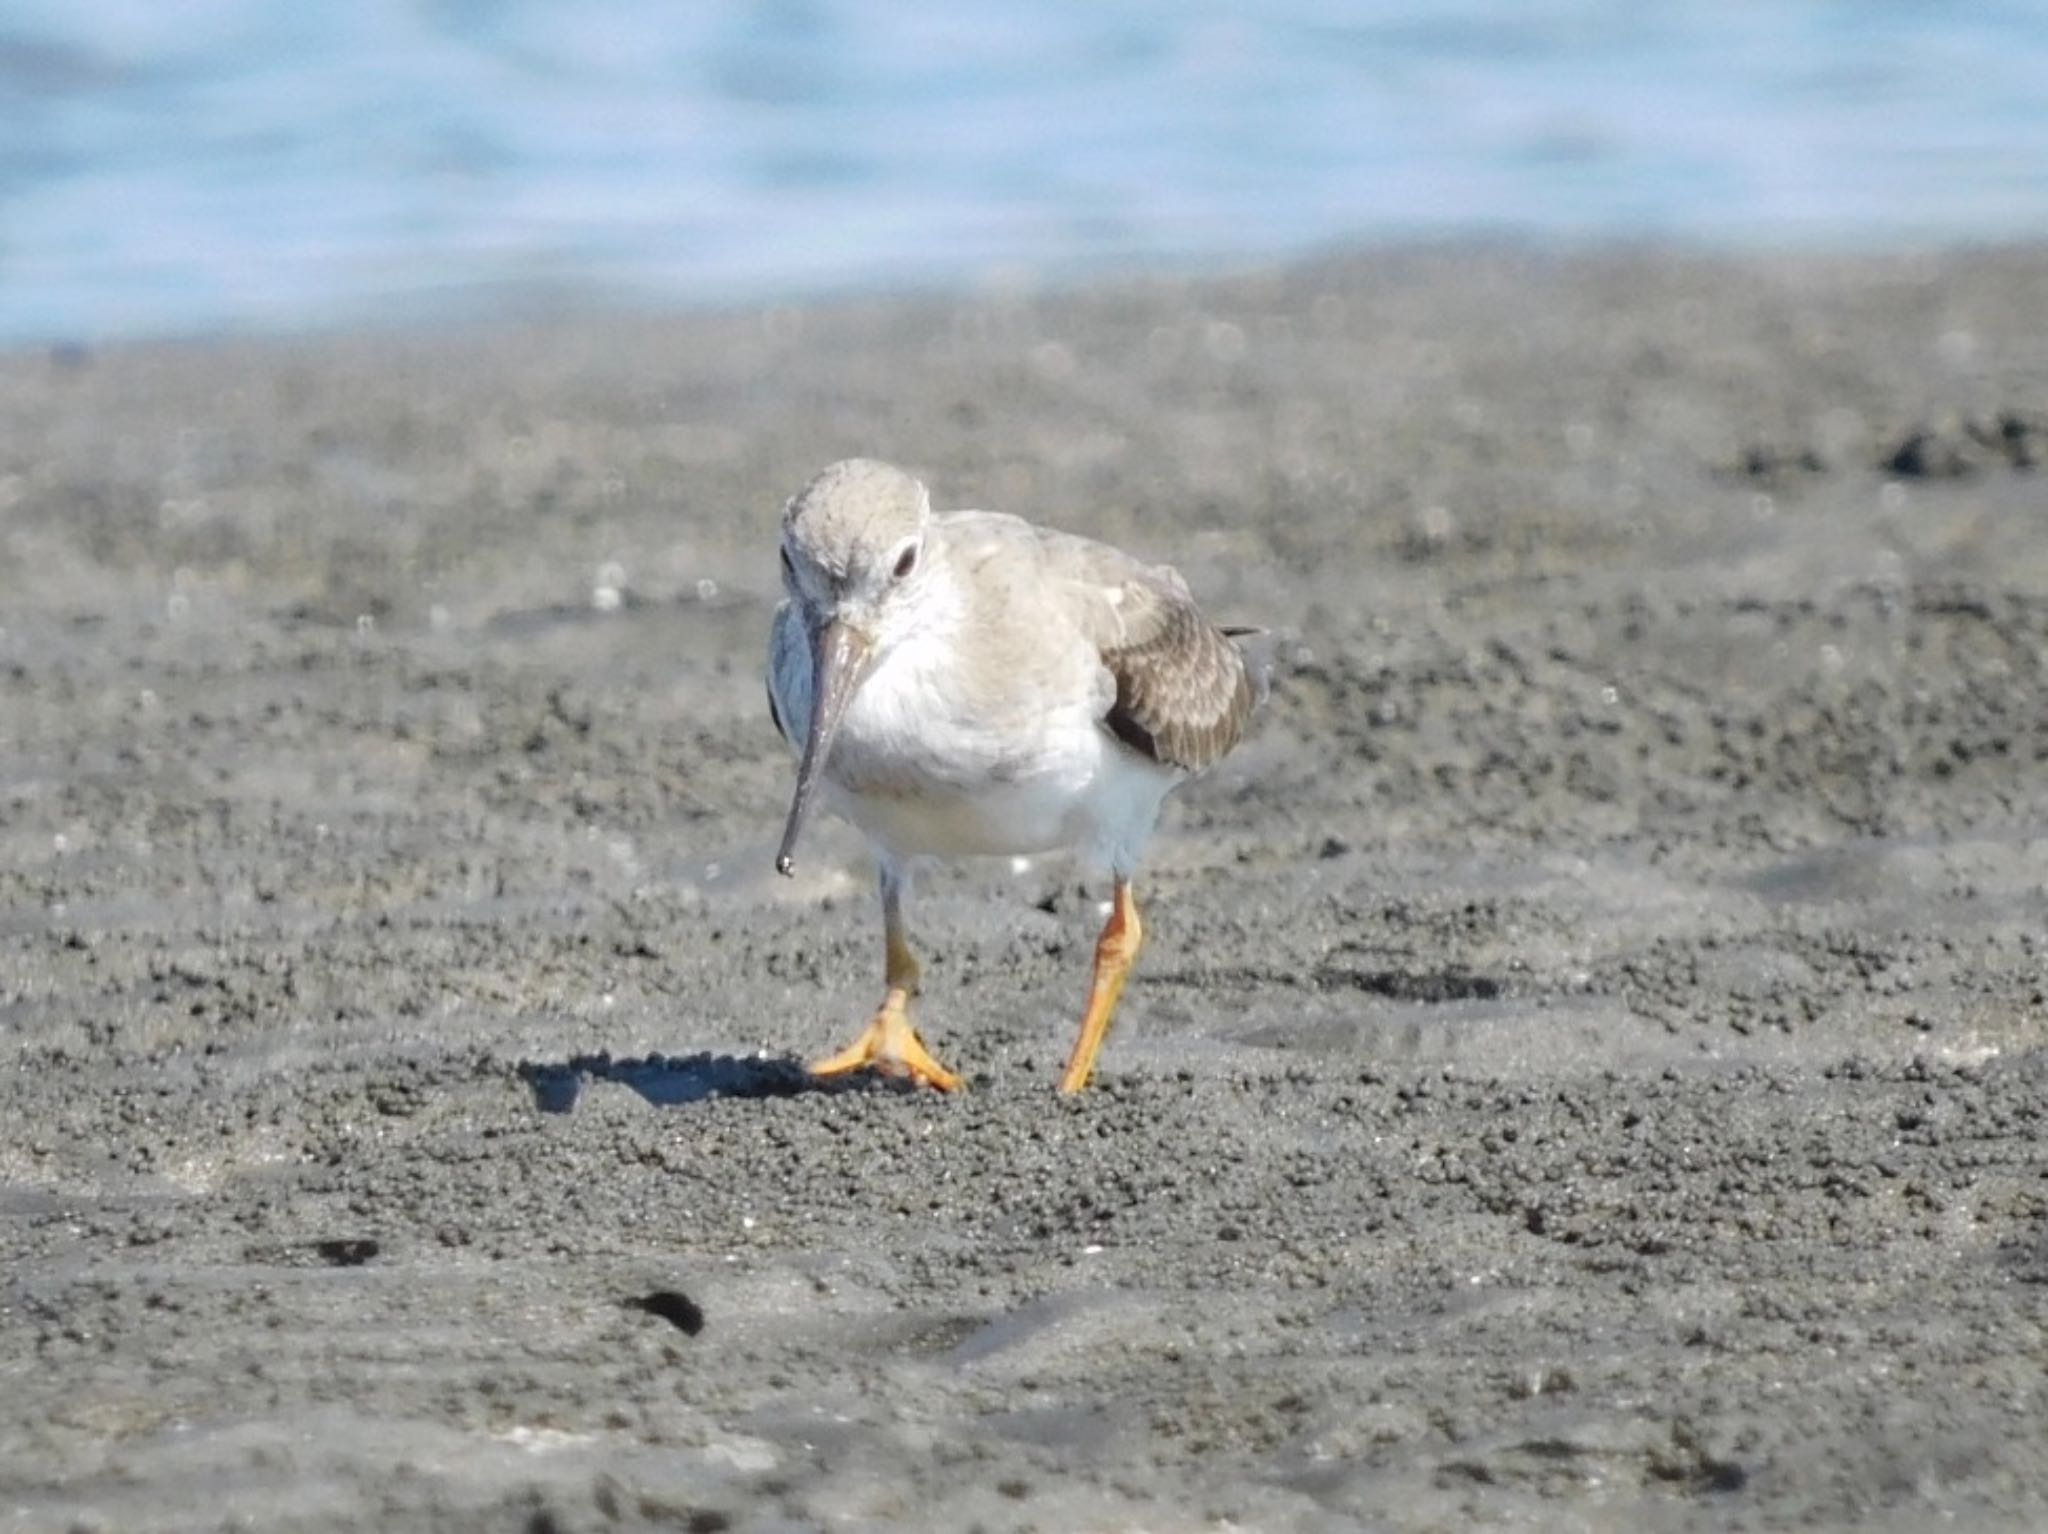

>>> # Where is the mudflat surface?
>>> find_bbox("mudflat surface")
[2,247,2045,1533]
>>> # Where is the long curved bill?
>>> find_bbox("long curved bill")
[775,617,873,876]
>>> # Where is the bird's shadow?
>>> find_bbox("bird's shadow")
[515,1050,912,1114]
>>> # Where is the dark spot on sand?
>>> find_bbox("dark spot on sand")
[1883,410,2042,477]
[1315,966,1503,1002]
[628,1289,705,1336]
[313,1238,379,1267]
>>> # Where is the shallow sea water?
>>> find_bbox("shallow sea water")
[6,0,2048,340]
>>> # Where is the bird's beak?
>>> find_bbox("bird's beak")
[775,617,874,875]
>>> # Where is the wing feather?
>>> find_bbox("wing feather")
[1095,575,1261,772]
[925,509,1268,775]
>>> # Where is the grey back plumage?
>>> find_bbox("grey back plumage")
[940,510,1266,776]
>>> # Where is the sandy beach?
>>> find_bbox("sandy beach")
[2,245,2045,1532]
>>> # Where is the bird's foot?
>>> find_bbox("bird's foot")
[808,1002,963,1093]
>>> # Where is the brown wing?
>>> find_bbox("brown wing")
[934,510,1267,774]
[1096,575,1262,772]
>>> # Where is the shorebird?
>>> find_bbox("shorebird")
[767,459,1268,1093]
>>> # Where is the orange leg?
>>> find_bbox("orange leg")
[1057,878,1143,1095]
[808,870,963,1092]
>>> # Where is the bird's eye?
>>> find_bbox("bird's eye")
[891,542,919,580]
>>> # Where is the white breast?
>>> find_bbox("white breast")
[822,625,1115,857]
[767,559,1183,871]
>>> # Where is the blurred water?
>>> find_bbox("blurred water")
[4,1,2047,341]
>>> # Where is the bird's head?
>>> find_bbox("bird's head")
[778,457,933,642]
[774,459,934,875]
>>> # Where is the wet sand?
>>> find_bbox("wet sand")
[2,246,2045,1532]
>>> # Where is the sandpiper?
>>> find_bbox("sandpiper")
[767,459,1268,1093]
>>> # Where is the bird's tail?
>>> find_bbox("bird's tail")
[1221,625,1277,710]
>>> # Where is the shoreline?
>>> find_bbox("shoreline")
[10,232,2048,356]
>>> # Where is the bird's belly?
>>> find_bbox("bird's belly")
[803,623,1178,865]
[834,768,1090,857]
[824,692,1120,858]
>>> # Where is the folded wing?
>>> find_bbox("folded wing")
[1092,572,1261,772]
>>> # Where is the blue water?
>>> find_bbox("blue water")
[5,1,2048,342]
